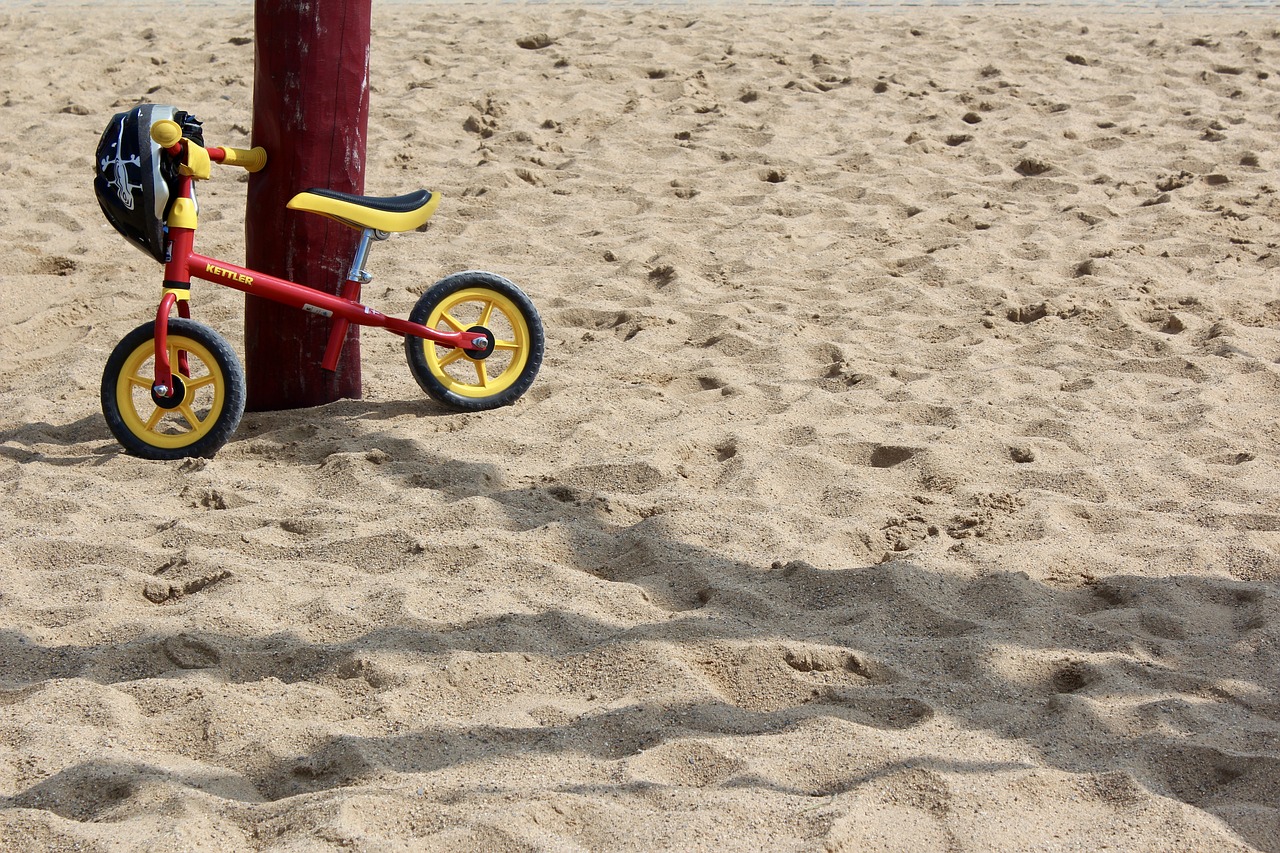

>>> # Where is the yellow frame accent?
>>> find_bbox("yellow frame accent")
[179,143,212,180]
[168,198,198,229]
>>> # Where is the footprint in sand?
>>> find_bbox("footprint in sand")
[557,461,664,495]
[143,554,233,605]
[160,634,221,670]
[627,740,745,789]
[869,444,922,469]
[821,692,937,730]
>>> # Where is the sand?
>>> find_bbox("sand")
[0,1,1278,850]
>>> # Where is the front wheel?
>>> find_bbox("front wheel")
[101,318,246,459]
[405,271,544,410]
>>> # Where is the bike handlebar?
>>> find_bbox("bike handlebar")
[150,119,268,174]
[213,145,268,173]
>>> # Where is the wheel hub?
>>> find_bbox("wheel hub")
[464,325,495,360]
[151,374,187,409]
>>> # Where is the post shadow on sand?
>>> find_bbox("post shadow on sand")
[1,436,1277,849]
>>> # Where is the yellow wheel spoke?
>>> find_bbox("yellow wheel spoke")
[437,347,467,368]
[144,406,165,432]
[128,371,153,389]
[178,403,203,431]
[493,339,520,351]
[186,374,216,391]
[474,360,490,388]
[439,311,465,333]
[478,300,495,327]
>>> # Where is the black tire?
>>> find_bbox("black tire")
[405,270,544,410]
[101,318,246,460]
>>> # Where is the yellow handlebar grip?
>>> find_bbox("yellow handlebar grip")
[221,146,268,173]
[151,119,183,148]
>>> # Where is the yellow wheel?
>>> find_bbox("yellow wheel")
[101,319,245,459]
[405,271,544,410]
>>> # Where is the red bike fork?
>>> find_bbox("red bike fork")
[154,215,197,398]
[151,292,193,394]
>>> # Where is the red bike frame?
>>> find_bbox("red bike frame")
[148,163,485,397]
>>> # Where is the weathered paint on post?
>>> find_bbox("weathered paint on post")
[244,0,371,411]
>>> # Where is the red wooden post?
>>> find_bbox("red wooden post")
[244,0,371,411]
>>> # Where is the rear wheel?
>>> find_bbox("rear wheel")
[405,271,544,410]
[101,319,245,459]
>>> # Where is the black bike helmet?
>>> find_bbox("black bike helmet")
[94,103,203,263]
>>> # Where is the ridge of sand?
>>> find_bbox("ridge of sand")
[1,5,1278,850]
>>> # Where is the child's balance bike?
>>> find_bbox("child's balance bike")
[93,104,544,460]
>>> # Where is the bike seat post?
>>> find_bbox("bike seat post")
[322,227,386,372]
[345,227,379,292]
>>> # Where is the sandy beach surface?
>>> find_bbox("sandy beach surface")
[1,2,1278,850]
